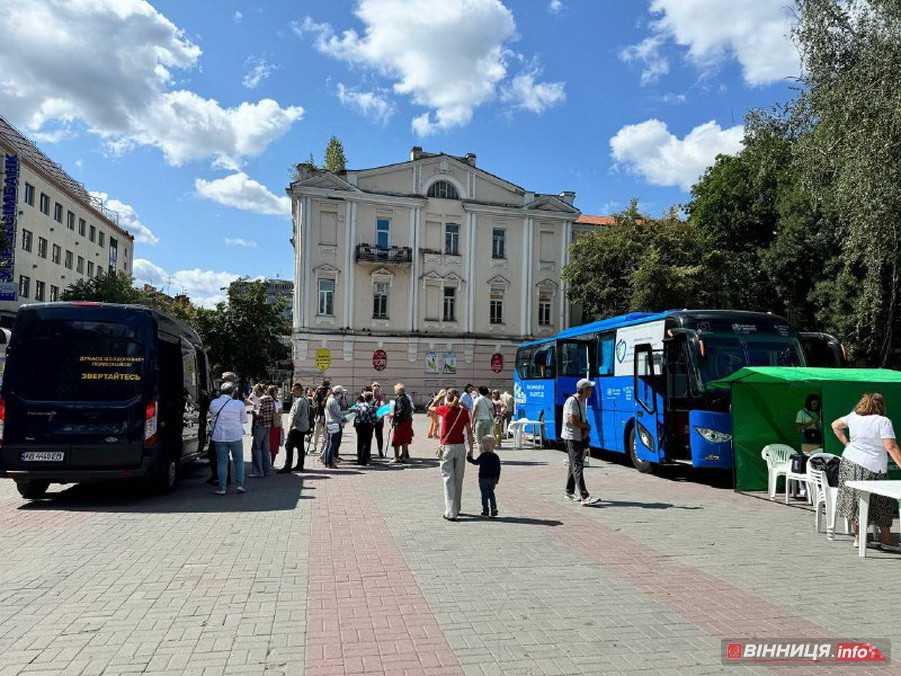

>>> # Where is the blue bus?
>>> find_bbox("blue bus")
[513,310,844,472]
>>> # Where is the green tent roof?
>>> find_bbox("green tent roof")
[710,367,901,389]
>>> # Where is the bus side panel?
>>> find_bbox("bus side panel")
[601,375,634,454]
[514,378,557,441]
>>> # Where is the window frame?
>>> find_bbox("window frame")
[76,256,85,274]
[372,280,389,320]
[37,236,48,259]
[318,278,335,316]
[444,223,460,256]
[492,227,506,259]
[98,231,105,247]
[18,275,30,299]
[39,193,50,215]
[87,261,94,276]
[489,288,504,325]
[49,285,59,302]
[54,203,63,223]
[64,250,73,270]
[24,183,35,206]
[21,229,33,252]
[538,291,553,327]
[597,332,616,376]
[51,244,61,265]
[376,218,390,249]
[66,211,75,230]
[442,285,456,322]
[78,218,86,236]
[34,280,45,302]
[427,180,459,200]
[89,224,96,242]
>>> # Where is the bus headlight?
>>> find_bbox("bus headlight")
[695,427,732,444]
[637,422,655,450]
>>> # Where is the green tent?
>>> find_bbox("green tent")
[710,367,901,491]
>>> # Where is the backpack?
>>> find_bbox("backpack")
[808,454,841,487]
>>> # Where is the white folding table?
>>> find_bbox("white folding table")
[845,480,901,558]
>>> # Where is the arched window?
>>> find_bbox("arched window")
[427,180,459,200]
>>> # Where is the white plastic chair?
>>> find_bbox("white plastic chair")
[761,444,795,500]
[509,418,543,449]
[807,466,834,537]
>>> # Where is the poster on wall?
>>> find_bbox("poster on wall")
[372,349,387,371]
[490,353,504,373]
[314,348,332,371]
[0,154,20,301]
[426,351,457,375]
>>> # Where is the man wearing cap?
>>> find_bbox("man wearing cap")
[563,378,600,506]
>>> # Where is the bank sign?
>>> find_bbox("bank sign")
[0,154,18,301]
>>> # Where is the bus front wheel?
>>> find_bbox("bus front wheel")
[16,479,50,499]
[627,428,654,474]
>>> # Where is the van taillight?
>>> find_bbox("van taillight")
[144,400,158,446]
[0,398,5,447]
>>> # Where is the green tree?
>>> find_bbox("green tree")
[61,271,144,304]
[323,136,347,173]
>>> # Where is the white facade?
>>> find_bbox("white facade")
[288,147,579,404]
[0,117,134,324]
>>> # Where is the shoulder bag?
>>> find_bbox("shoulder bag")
[437,407,465,460]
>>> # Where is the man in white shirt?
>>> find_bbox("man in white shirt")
[460,385,475,412]
[472,386,495,454]
[208,382,248,495]
[562,378,600,506]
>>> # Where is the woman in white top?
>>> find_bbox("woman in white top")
[209,382,249,495]
[832,393,901,547]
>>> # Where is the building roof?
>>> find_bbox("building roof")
[575,214,615,226]
[0,115,132,240]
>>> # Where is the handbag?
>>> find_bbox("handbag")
[790,451,808,474]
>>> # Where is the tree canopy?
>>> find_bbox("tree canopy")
[323,136,347,173]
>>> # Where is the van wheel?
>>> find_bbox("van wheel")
[152,457,178,494]
[16,479,50,499]
[628,428,654,474]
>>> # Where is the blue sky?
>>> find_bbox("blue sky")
[0,0,801,305]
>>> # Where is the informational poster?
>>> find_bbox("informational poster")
[490,353,504,373]
[314,347,332,371]
[79,355,144,382]
[372,349,387,371]
[613,320,665,377]
[0,154,20,301]
[426,351,456,375]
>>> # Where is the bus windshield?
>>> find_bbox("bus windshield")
[696,333,804,384]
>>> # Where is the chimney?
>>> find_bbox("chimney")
[464,152,477,167]
[410,145,423,161]
[559,191,576,205]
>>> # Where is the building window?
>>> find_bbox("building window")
[34,280,45,302]
[64,250,73,270]
[67,211,74,230]
[443,286,456,322]
[89,225,96,242]
[51,244,61,264]
[37,237,48,258]
[49,285,59,302]
[373,281,389,319]
[54,203,63,223]
[492,228,506,259]
[539,291,553,326]
[18,275,30,299]
[21,229,33,252]
[490,289,504,324]
[78,218,86,236]
[98,231,105,247]
[24,183,34,206]
[87,261,94,276]
[39,193,49,215]
[77,256,84,274]
[444,223,460,256]
[427,180,459,200]
[376,218,390,249]
[318,278,335,316]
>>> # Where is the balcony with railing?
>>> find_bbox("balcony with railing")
[355,243,413,264]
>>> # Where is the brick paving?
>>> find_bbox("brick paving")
[1,415,901,675]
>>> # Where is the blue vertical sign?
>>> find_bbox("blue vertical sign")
[0,154,19,301]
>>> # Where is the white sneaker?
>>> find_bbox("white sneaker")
[213,489,226,496]
[581,497,600,506]
[565,493,578,502]
[236,485,246,494]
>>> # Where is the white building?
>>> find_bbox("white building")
[0,116,134,326]
[288,147,580,404]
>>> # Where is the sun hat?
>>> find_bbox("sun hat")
[576,378,596,391]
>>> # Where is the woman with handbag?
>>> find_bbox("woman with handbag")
[430,389,474,521]
[208,382,248,495]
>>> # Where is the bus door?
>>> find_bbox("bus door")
[632,343,665,463]
[557,339,594,445]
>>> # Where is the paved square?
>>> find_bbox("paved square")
[1,415,900,675]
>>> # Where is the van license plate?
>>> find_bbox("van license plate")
[21,451,64,462]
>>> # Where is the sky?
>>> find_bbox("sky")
[0,0,802,307]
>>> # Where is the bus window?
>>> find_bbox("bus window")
[515,348,533,379]
[598,333,615,376]
[559,342,589,377]
[531,344,556,379]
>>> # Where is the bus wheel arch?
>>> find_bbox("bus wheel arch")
[626,422,654,474]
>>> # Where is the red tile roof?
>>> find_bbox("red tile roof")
[575,214,615,226]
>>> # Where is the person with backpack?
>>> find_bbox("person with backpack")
[390,383,415,462]
[208,382,248,495]
[431,388,474,521]
[354,391,377,465]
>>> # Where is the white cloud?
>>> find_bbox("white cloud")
[242,57,276,89]
[0,1,302,167]
[609,119,743,191]
[661,92,687,104]
[619,36,670,86]
[225,237,258,248]
[133,259,239,308]
[89,191,160,245]
[297,0,564,135]
[548,0,564,14]
[640,0,800,86]
[336,83,395,124]
[233,10,243,23]
[195,172,291,217]
[500,69,566,113]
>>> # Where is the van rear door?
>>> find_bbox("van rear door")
[3,310,150,469]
